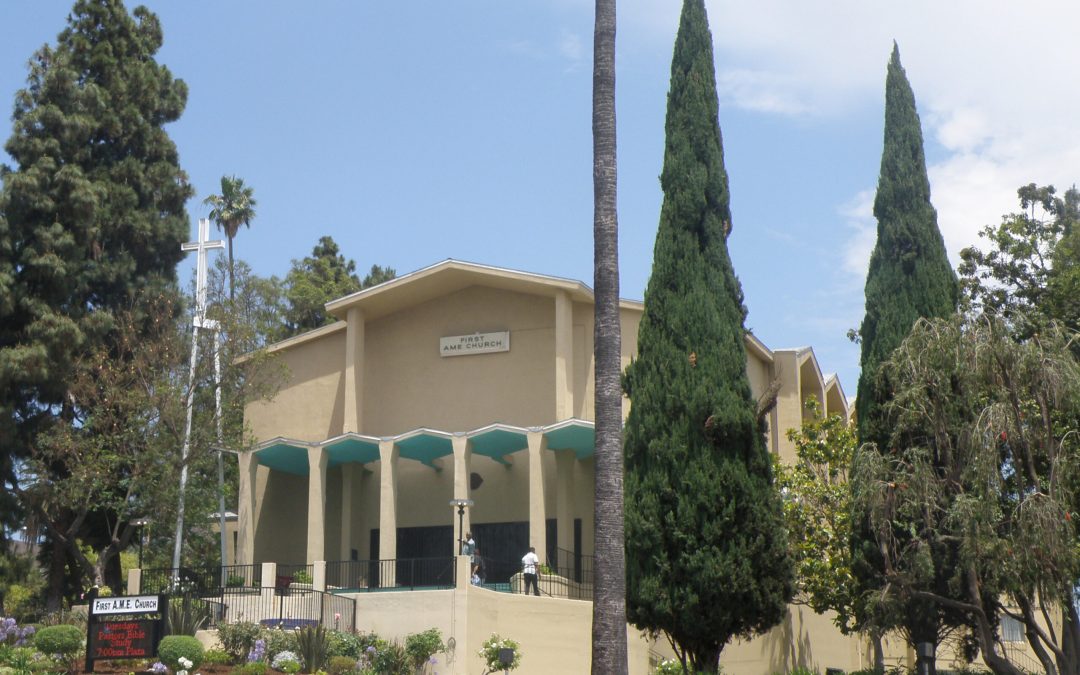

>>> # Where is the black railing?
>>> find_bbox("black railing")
[142,564,264,595]
[168,588,355,632]
[275,563,315,590]
[552,547,594,586]
[325,558,455,591]
[476,551,593,600]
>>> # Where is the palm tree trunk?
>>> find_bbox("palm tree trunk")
[591,0,627,673]
[228,235,235,302]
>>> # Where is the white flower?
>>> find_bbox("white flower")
[179,658,193,669]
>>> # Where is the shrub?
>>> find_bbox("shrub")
[371,640,408,675]
[478,634,520,672]
[203,648,231,665]
[327,655,358,675]
[326,630,376,659]
[33,625,83,657]
[167,597,210,636]
[263,628,298,661]
[404,629,443,672]
[292,570,313,584]
[157,635,204,672]
[226,575,246,588]
[217,621,262,663]
[297,625,329,673]
[3,646,38,675]
[234,662,268,675]
[271,650,301,674]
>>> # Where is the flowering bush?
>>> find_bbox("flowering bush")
[149,662,168,674]
[247,638,267,663]
[478,634,521,672]
[271,649,301,674]
[0,617,35,647]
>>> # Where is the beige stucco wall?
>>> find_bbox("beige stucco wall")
[246,328,346,442]
[343,560,666,675]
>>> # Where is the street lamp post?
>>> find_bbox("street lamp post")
[448,498,474,554]
[132,518,150,568]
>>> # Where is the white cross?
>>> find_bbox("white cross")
[181,218,225,329]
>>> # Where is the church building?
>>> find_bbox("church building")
[233,259,861,674]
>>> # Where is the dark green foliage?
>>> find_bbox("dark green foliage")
[280,237,394,338]
[157,635,204,671]
[296,624,329,673]
[855,43,958,451]
[852,45,961,663]
[623,1,793,671]
[0,0,191,608]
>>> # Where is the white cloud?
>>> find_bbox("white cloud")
[613,0,1080,277]
[558,29,583,65]
[839,190,876,280]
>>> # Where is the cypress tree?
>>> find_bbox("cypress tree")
[0,0,191,607]
[623,1,792,670]
[855,43,958,450]
[851,43,961,666]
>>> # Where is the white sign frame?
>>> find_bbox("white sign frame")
[91,595,161,615]
[440,331,510,357]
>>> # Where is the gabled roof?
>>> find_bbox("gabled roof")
[325,259,643,321]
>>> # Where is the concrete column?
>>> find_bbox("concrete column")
[451,435,473,554]
[313,560,327,592]
[237,451,259,565]
[554,291,575,420]
[343,307,365,433]
[555,449,575,555]
[126,568,141,596]
[527,430,548,559]
[340,464,356,561]
[260,562,277,618]
[306,446,329,564]
[379,440,399,563]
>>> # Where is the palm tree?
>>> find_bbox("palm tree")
[591,0,627,672]
[204,175,257,300]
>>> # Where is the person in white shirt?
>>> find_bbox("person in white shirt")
[521,547,541,596]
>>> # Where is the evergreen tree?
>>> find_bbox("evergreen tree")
[855,43,958,450]
[623,1,792,670]
[851,43,961,668]
[280,237,395,338]
[0,0,192,609]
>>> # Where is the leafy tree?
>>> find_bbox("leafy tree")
[852,313,1080,675]
[591,0,627,671]
[0,0,192,609]
[204,175,256,301]
[774,399,860,630]
[623,1,793,670]
[281,237,395,338]
[852,44,961,667]
[11,294,212,590]
[958,183,1080,331]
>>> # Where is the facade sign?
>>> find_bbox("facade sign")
[440,331,510,357]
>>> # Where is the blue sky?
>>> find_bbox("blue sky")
[3,1,1076,397]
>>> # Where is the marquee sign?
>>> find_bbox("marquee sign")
[85,594,167,673]
[440,331,510,357]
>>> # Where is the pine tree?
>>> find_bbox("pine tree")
[0,0,192,608]
[855,43,958,450]
[623,1,792,670]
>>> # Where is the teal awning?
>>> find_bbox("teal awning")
[545,419,595,460]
